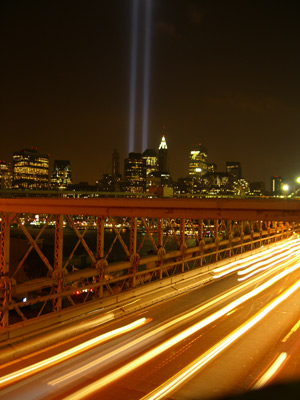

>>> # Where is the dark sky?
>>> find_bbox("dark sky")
[1,1,299,190]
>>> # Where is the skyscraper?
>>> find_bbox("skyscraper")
[142,149,158,177]
[271,176,282,196]
[123,152,146,193]
[188,144,208,177]
[13,148,49,189]
[158,134,168,174]
[50,160,72,189]
[0,160,12,189]
[226,161,242,180]
[112,149,120,177]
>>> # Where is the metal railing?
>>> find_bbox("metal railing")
[1,197,300,333]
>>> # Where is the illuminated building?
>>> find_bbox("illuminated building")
[207,162,217,173]
[189,144,208,177]
[158,134,168,174]
[271,176,283,196]
[13,148,49,189]
[50,160,72,189]
[158,134,172,186]
[226,161,242,180]
[250,181,266,197]
[123,152,146,193]
[0,160,13,189]
[142,149,158,177]
[202,172,231,195]
[142,148,159,189]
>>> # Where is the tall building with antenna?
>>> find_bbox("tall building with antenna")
[158,134,168,174]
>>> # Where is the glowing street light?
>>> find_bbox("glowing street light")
[282,184,289,192]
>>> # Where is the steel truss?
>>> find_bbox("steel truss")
[1,198,300,330]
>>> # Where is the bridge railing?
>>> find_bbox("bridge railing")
[1,197,300,332]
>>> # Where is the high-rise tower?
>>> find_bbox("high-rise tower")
[13,148,49,189]
[50,160,72,189]
[158,134,168,174]
[226,161,242,180]
[112,149,120,177]
[188,144,208,177]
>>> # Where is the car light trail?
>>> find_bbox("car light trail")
[252,352,288,390]
[142,278,300,400]
[213,237,300,279]
[282,319,300,343]
[61,258,300,400]
[0,317,149,388]
[237,249,300,282]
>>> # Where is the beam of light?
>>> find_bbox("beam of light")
[61,259,300,400]
[141,0,152,151]
[128,0,139,153]
[213,237,300,279]
[0,317,149,388]
[142,278,299,400]
[252,352,288,390]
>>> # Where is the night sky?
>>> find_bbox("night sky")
[1,1,299,190]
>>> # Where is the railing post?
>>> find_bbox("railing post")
[95,216,105,298]
[180,218,186,273]
[198,219,204,267]
[130,217,139,288]
[214,219,219,261]
[240,221,245,253]
[157,218,165,279]
[53,214,63,312]
[250,221,254,249]
[227,220,233,257]
[0,213,10,328]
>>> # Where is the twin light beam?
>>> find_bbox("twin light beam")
[129,0,152,154]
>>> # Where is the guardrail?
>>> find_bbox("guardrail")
[1,197,300,335]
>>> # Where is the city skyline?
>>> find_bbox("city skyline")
[1,1,299,186]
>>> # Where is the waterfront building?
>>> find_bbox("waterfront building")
[249,181,266,197]
[0,160,12,189]
[142,149,160,189]
[13,148,49,189]
[207,162,217,173]
[123,152,146,193]
[226,161,242,180]
[271,176,283,196]
[142,149,158,177]
[189,144,208,177]
[0,160,13,189]
[202,172,232,195]
[50,160,72,189]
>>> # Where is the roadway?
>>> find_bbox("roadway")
[1,235,300,399]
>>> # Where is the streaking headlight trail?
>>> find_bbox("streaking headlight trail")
[0,317,149,388]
